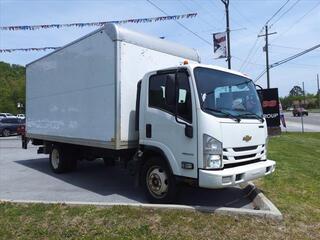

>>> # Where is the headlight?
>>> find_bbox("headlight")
[203,134,223,169]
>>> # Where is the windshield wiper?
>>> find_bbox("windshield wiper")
[203,107,241,123]
[237,112,264,122]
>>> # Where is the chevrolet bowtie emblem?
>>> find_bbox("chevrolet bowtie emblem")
[243,135,252,142]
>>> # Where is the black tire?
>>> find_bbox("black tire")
[141,156,176,204]
[65,147,78,171]
[49,145,77,173]
[2,129,10,137]
[305,112,308,116]
[103,157,115,167]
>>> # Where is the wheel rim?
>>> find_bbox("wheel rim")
[51,148,60,169]
[3,129,10,137]
[146,166,169,198]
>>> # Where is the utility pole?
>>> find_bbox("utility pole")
[317,74,320,108]
[302,81,306,106]
[221,0,231,69]
[258,25,276,88]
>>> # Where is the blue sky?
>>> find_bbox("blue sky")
[1,0,319,96]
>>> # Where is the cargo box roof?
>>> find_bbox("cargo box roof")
[27,23,201,66]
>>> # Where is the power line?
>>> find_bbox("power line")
[269,0,301,28]
[233,56,265,67]
[270,44,320,52]
[272,1,320,42]
[230,2,258,31]
[190,0,224,25]
[146,0,212,46]
[177,0,218,31]
[239,1,290,72]
[254,43,320,82]
[265,0,291,26]
[239,37,261,71]
[271,44,320,68]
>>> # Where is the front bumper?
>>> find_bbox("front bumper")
[199,159,275,189]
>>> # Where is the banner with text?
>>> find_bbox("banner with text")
[213,32,227,59]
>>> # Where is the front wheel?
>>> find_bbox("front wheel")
[141,156,177,204]
[2,129,10,137]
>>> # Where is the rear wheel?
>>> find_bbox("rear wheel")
[141,156,176,203]
[2,129,10,137]
[49,145,77,173]
[103,157,115,167]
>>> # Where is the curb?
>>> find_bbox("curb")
[1,183,282,220]
[241,182,283,221]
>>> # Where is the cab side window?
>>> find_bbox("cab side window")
[149,71,192,123]
[177,72,192,123]
[149,73,175,115]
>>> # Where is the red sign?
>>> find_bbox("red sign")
[262,100,277,108]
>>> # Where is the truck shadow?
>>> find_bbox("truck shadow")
[15,158,252,208]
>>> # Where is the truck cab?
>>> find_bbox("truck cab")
[137,62,275,203]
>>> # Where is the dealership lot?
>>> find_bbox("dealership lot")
[0,137,255,209]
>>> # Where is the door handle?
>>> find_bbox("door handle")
[146,124,152,138]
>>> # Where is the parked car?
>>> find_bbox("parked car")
[16,114,25,119]
[0,112,15,119]
[0,117,25,137]
[292,107,308,117]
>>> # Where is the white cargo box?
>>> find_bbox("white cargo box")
[26,23,200,149]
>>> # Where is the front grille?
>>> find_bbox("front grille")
[223,144,265,164]
[223,159,262,169]
[234,154,256,160]
[233,145,258,152]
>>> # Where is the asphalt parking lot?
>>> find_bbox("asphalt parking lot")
[0,137,254,209]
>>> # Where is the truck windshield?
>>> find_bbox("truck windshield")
[194,67,263,120]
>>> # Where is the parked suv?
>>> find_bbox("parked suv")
[0,117,24,137]
[292,107,308,117]
[0,113,15,119]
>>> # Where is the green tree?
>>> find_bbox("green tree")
[289,85,304,96]
[0,61,25,114]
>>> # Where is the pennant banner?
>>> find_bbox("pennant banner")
[0,13,197,31]
[0,47,59,53]
[213,32,227,59]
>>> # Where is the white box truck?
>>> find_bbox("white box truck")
[24,23,275,203]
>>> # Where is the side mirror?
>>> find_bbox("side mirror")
[165,75,175,106]
[185,125,193,138]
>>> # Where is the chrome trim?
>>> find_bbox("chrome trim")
[223,144,266,164]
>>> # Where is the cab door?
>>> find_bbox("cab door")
[140,69,198,179]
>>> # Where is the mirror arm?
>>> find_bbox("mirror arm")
[255,84,263,90]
